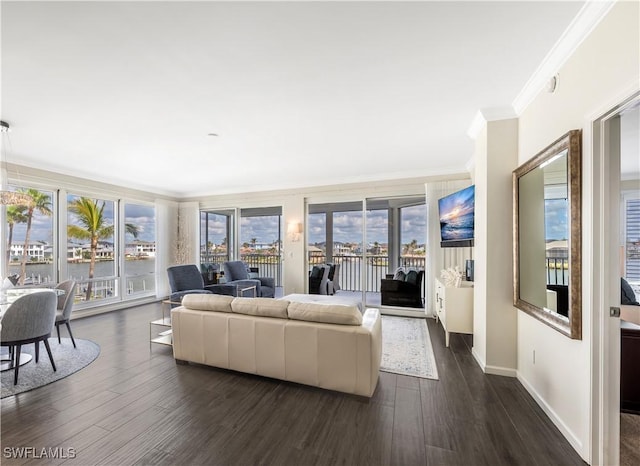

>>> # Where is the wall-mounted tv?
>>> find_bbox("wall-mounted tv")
[438,185,475,248]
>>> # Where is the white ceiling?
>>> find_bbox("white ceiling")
[1,1,586,198]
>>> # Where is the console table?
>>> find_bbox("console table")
[434,278,474,347]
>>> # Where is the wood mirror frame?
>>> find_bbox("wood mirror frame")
[513,129,582,339]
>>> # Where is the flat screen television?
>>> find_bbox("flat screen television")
[438,185,475,248]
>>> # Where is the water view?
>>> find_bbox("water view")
[8,259,156,298]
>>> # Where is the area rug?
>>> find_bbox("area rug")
[1,338,100,398]
[380,316,438,380]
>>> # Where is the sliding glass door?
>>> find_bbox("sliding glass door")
[364,196,426,311]
[240,207,283,287]
[307,195,425,312]
[200,209,235,268]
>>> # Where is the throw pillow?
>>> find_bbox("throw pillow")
[311,266,323,279]
[393,269,406,281]
[622,278,640,305]
[405,270,419,286]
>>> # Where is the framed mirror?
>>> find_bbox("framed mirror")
[513,129,582,339]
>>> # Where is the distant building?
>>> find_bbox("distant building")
[126,240,156,257]
[9,241,50,261]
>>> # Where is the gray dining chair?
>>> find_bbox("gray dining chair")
[55,280,77,348]
[0,291,58,385]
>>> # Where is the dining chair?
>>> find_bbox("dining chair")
[0,291,58,385]
[55,280,77,348]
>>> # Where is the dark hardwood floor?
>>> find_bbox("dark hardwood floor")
[1,302,586,465]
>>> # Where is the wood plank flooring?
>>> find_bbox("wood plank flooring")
[1,302,586,465]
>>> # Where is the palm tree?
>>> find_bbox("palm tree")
[251,237,257,252]
[19,189,52,285]
[68,197,138,301]
[6,205,27,267]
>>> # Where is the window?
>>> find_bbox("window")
[240,207,282,286]
[6,186,55,285]
[624,194,640,284]
[124,203,156,296]
[308,212,327,266]
[67,194,116,303]
[400,203,426,268]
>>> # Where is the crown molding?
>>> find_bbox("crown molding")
[466,107,517,140]
[512,0,616,115]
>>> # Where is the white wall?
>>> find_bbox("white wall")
[472,118,519,376]
[425,179,472,318]
[516,1,639,460]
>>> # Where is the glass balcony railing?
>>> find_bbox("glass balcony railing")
[308,254,426,293]
[201,253,283,287]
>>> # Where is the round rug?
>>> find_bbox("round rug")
[1,338,100,398]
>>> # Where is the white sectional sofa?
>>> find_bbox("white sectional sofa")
[171,294,382,397]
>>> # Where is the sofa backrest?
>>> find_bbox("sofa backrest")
[180,294,362,326]
[167,264,205,292]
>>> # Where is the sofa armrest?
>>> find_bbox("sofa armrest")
[226,279,262,296]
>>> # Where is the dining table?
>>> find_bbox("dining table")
[0,287,65,372]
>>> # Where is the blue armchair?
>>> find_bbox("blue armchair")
[223,261,275,298]
[167,265,213,305]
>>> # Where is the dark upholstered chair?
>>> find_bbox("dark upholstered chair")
[546,284,569,317]
[309,265,330,295]
[167,264,213,305]
[55,280,77,348]
[223,261,275,298]
[622,278,640,306]
[1,291,58,385]
[381,268,424,308]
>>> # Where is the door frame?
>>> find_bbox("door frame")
[590,89,639,465]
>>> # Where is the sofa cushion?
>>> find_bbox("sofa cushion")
[310,266,324,279]
[232,297,290,319]
[182,293,234,313]
[287,302,362,326]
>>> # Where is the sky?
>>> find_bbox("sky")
[544,198,568,241]
[8,191,157,243]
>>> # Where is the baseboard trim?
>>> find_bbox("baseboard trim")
[485,365,517,377]
[470,348,517,377]
[471,346,486,371]
[71,296,160,319]
[516,371,585,460]
[380,307,427,318]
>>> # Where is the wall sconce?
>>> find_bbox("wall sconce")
[287,221,303,242]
